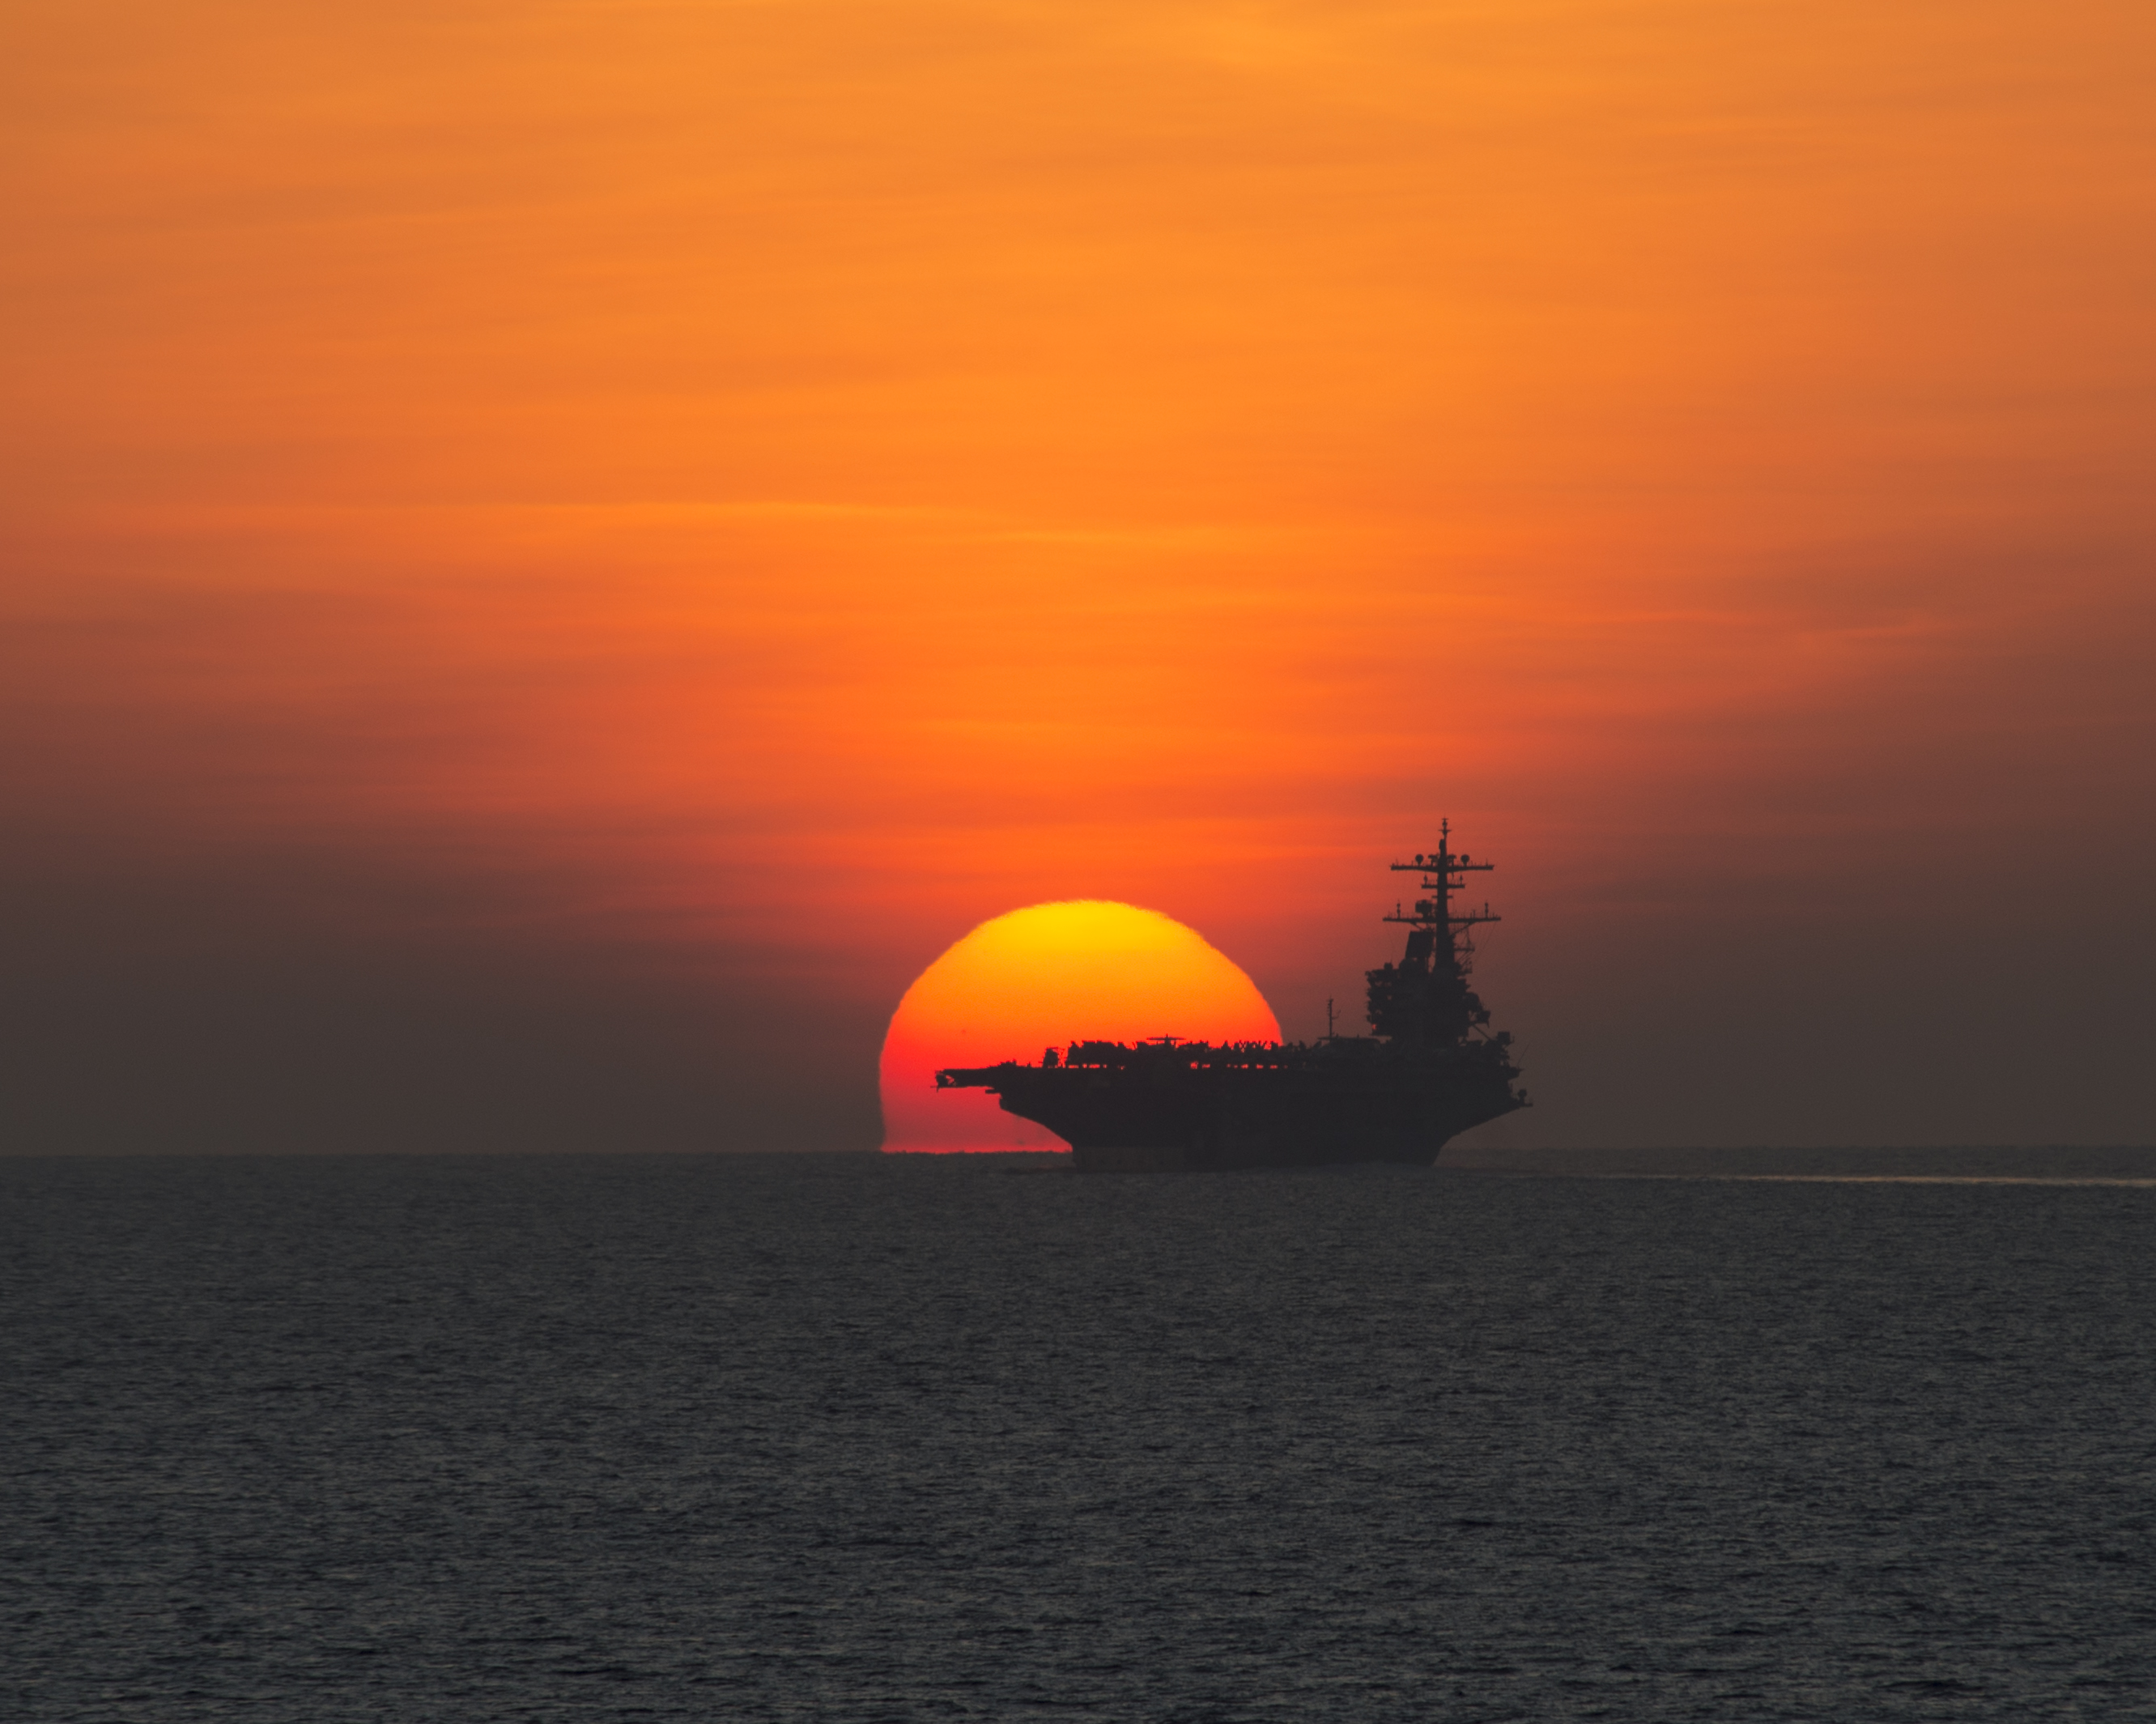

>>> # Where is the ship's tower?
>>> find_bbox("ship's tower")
[1364,819,1499,1043]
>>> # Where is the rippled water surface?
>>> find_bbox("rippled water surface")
[6,1153,2153,1721]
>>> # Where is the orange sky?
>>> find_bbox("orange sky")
[4,0,2152,1151]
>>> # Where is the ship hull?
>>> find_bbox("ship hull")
[967,1057,1523,1173]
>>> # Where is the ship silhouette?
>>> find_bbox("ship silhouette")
[935,825,1529,1170]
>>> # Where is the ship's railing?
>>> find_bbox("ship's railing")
[1049,1039,1384,1072]
[936,1033,1517,1088]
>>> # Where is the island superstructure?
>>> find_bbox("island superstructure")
[933,826,1529,1170]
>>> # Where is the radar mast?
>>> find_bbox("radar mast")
[1366,818,1501,1042]
[1383,817,1499,972]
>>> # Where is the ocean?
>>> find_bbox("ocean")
[5,1151,2152,1721]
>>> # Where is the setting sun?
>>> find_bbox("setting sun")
[879,901,1281,1153]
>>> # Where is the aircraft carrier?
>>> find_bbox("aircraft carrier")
[934,825,1529,1170]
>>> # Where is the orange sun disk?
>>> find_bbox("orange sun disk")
[879,900,1282,1152]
